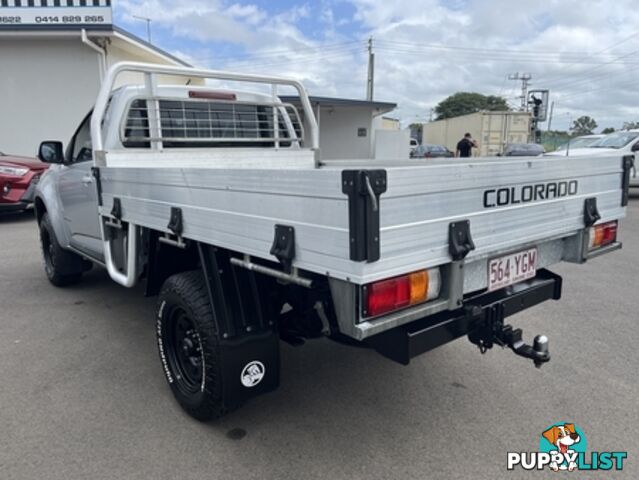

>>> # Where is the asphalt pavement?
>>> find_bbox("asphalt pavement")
[1,200,638,480]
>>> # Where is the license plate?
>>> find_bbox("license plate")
[487,248,537,292]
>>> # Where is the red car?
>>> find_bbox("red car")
[0,151,48,213]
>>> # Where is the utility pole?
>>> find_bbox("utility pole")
[133,15,152,43]
[508,72,532,111]
[546,101,554,132]
[366,36,375,101]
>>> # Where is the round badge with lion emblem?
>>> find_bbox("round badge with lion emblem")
[241,361,265,387]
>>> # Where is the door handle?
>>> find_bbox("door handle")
[81,175,94,185]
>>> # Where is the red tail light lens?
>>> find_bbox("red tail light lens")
[366,276,411,317]
[363,269,441,318]
[188,90,237,100]
[589,221,618,249]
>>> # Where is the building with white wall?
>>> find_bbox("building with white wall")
[373,116,400,130]
[280,96,397,160]
[0,1,191,156]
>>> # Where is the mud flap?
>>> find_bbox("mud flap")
[219,330,280,409]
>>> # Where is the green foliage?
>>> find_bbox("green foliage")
[622,121,639,131]
[434,92,510,120]
[570,116,598,135]
[601,127,615,134]
[542,130,571,152]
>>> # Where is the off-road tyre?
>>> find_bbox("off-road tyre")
[156,270,227,421]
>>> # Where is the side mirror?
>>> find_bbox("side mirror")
[38,141,64,164]
[631,142,639,152]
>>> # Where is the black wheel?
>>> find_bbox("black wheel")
[156,271,226,421]
[39,212,85,286]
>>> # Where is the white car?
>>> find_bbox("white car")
[545,130,639,186]
[409,137,419,155]
[545,134,604,156]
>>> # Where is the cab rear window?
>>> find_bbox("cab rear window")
[122,98,301,148]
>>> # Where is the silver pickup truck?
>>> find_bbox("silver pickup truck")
[34,63,633,421]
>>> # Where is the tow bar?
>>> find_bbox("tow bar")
[467,303,551,368]
[367,269,561,366]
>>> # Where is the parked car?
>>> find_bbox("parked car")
[546,134,604,155]
[410,143,454,158]
[500,143,545,157]
[0,151,48,213]
[409,137,419,155]
[544,130,639,187]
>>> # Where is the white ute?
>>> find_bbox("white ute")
[546,131,639,187]
[34,63,633,420]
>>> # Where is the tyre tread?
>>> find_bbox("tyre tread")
[158,270,230,421]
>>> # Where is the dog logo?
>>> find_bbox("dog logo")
[241,361,265,387]
[507,422,627,472]
[541,423,583,471]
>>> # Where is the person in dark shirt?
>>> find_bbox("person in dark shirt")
[456,133,478,158]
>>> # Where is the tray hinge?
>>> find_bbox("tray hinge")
[341,169,387,262]
[583,197,600,227]
[448,220,475,261]
[167,207,183,236]
[110,197,122,220]
[269,224,296,273]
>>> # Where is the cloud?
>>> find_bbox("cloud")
[114,0,639,131]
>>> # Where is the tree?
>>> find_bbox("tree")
[622,121,639,131]
[570,116,598,135]
[601,127,615,134]
[434,92,509,120]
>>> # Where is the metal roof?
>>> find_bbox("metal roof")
[280,95,396,111]
[112,26,191,67]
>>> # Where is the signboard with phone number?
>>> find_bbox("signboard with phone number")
[0,3,112,28]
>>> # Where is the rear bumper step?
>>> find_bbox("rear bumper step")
[366,269,562,365]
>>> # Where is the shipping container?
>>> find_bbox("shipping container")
[420,111,531,156]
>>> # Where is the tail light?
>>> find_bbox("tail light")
[362,268,441,318]
[188,90,236,100]
[589,221,618,249]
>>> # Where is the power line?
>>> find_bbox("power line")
[376,39,595,56]
[373,45,639,65]
[375,39,639,63]
[201,49,365,69]
[543,47,639,90]
[212,49,363,72]
[538,61,639,95]
[536,29,639,83]
[557,76,639,100]
[186,41,363,64]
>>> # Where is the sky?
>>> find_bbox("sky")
[112,0,639,132]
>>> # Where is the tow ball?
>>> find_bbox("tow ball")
[466,305,551,368]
